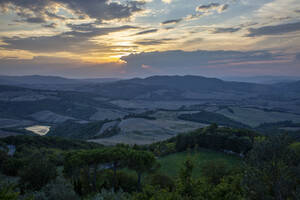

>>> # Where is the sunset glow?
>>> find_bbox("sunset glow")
[0,0,299,77]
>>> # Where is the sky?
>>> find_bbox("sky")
[0,0,300,78]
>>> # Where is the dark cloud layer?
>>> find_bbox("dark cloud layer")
[1,24,136,52]
[120,50,297,77]
[122,50,277,67]
[43,23,57,28]
[161,19,182,25]
[213,27,241,33]
[135,29,158,35]
[0,50,298,78]
[196,3,228,13]
[0,56,123,78]
[0,0,145,24]
[247,22,300,37]
[135,38,173,45]
[196,3,220,10]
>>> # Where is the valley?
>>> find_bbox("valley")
[0,75,299,144]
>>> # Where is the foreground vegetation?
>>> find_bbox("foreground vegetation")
[158,150,241,178]
[0,124,300,200]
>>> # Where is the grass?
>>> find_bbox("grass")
[217,106,300,127]
[158,149,241,178]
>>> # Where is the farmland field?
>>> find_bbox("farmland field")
[216,106,300,127]
[158,149,241,178]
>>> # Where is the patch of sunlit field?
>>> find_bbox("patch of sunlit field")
[158,149,241,178]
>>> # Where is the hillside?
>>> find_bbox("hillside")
[0,75,300,141]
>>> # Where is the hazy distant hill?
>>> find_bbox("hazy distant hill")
[0,75,81,85]
[1,75,298,99]
[275,81,300,93]
[86,75,290,101]
[1,75,300,141]
[221,76,300,84]
[0,75,119,90]
[1,75,299,105]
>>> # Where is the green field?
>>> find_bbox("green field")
[217,106,300,127]
[158,149,241,178]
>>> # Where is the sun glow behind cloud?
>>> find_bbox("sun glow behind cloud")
[0,0,299,77]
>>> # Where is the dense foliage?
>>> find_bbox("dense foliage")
[0,128,299,200]
[178,111,250,129]
[1,135,101,150]
[48,120,110,139]
[147,124,259,157]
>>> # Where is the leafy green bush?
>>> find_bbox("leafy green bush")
[98,170,138,193]
[148,173,175,191]
[201,159,231,185]
[174,125,256,154]
[19,153,57,191]
[0,182,19,200]
[88,189,130,200]
[1,158,22,177]
[178,111,249,129]
[33,177,79,200]
[48,120,109,139]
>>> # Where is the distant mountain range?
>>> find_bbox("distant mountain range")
[221,76,300,84]
[1,75,300,141]
[79,75,300,101]
[0,75,299,100]
[0,75,120,90]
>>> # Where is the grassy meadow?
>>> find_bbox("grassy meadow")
[158,149,241,178]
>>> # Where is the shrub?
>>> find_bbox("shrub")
[148,173,175,191]
[0,182,19,200]
[99,170,138,193]
[33,177,79,200]
[201,159,231,185]
[19,154,57,191]
[88,189,130,200]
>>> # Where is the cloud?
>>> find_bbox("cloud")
[43,23,57,28]
[196,3,220,11]
[18,17,47,24]
[119,50,299,77]
[1,24,137,53]
[161,0,172,4]
[0,56,124,78]
[196,3,229,13]
[213,27,241,33]
[161,19,182,25]
[183,38,203,45]
[134,29,158,35]
[135,38,173,45]
[0,50,298,78]
[247,21,300,37]
[0,0,145,24]
[122,50,278,67]
[141,64,151,69]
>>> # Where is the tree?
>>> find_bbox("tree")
[63,150,86,195]
[33,177,80,200]
[90,188,130,200]
[127,150,158,190]
[19,153,57,192]
[0,183,19,200]
[148,173,175,191]
[64,149,108,193]
[201,160,231,185]
[210,174,245,200]
[132,185,181,200]
[243,135,300,200]
[107,147,128,184]
[177,159,197,199]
